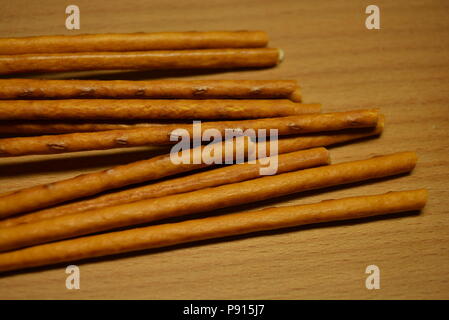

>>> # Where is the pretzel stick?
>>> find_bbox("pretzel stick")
[0,151,417,252]
[0,31,269,55]
[0,100,320,121]
[0,137,258,218]
[274,114,384,149]
[0,119,384,228]
[0,140,328,218]
[0,189,427,273]
[0,48,282,75]
[0,147,331,227]
[0,109,379,157]
[0,121,176,135]
[0,79,300,100]
[0,112,384,137]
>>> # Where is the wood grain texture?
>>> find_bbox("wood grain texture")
[0,0,448,299]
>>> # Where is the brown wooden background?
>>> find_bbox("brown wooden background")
[0,0,448,299]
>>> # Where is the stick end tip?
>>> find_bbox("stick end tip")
[277,49,285,64]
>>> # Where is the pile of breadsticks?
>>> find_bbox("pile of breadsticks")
[0,31,426,273]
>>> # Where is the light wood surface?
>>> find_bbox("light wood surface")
[0,0,448,299]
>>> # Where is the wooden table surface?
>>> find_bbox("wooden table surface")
[0,0,448,300]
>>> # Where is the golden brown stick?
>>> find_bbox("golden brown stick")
[0,121,175,135]
[0,147,332,227]
[0,109,379,157]
[0,151,417,252]
[0,79,300,100]
[0,138,255,218]
[0,119,384,228]
[0,100,320,121]
[0,140,328,219]
[0,190,427,273]
[0,112,384,137]
[0,31,269,55]
[275,114,385,149]
[0,48,282,75]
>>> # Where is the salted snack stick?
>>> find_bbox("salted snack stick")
[0,189,427,273]
[0,100,320,121]
[0,118,384,228]
[0,109,379,157]
[0,121,176,135]
[0,152,417,252]
[0,31,269,55]
[0,48,282,75]
[0,79,301,101]
[0,148,331,227]
[0,111,385,137]
[275,114,385,149]
[0,141,328,219]
[0,138,251,218]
